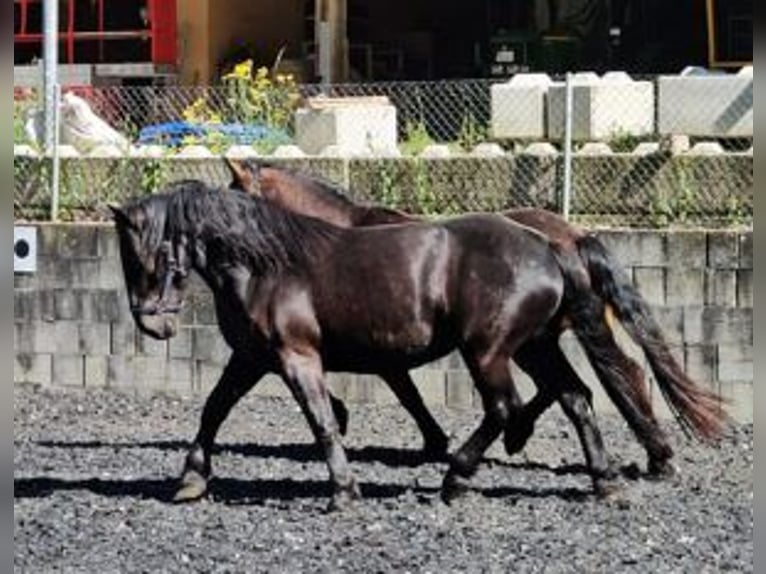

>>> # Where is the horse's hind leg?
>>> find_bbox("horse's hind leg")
[175,353,266,502]
[441,353,515,503]
[382,370,449,458]
[514,338,619,497]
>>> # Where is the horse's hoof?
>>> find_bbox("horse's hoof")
[327,481,361,512]
[440,473,470,505]
[647,458,677,480]
[593,478,624,502]
[503,426,533,457]
[173,470,208,503]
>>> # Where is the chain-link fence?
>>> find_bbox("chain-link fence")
[13,73,753,228]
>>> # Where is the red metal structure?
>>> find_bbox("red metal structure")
[14,0,177,66]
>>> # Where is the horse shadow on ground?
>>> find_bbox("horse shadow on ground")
[17,441,596,505]
[14,475,591,506]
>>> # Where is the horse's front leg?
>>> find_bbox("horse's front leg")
[280,349,360,511]
[175,353,266,502]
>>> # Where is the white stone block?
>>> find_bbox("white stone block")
[490,74,552,140]
[521,142,558,156]
[87,144,125,158]
[295,96,397,156]
[548,72,654,141]
[14,144,38,157]
[224,145,260,158]
[130,145,167,158]
[658,67,753,137]
[419,144,452,158]
[470,143,506,157]
[271,145,306,158]
[175,145,214,158]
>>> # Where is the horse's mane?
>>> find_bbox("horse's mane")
[124,179,341,273]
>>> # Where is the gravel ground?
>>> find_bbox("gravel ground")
[15,383,752,573]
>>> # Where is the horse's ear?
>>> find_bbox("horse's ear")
[225,158,258,195]
[107,204,134,229]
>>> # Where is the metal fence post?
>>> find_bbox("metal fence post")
[561,72,574,221]
[50,84,61,222]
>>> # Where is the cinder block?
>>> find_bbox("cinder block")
[409,368,447,406]
[53,288,80,320]
[15,353,52,385]
[195,360,223,392]
[666,232,707,269]
[684,344,718,387]
[739,233,752,269]
[548,72,654,141]
[342,374,377,404]
[737,270,753,307]
[85,356,108,387]
[57,225,99,257]
[707,232,739,269]
[132,356,168,387]
[193,293,217,325]
[54,321,81,354]
[665,269,705,306]
[98,257,124,289]
[14,290,37,321]
[97,225,119,259]
[78,322,111,355]
[192,327,230,364]
[684,307,752,345]
[14,323,35,354]
[490,74,552,139]
[92,290,126,323]
[649,306,684,345]
[719,382,753,423]
[594,230,665,268]
[36,225,61,256]
[110,321,136,356]
[718,343,753,383]
[107,355,135,387]
[166,359,195,391]
[136,333,168,358]
[252,374,291,399]
[658,68,752,137]
[70,259,101,288]
[52,355,84,386]
[704,270,737,307]
[446,370,474,409]
[168,327,193,359]
[633,267,665,306]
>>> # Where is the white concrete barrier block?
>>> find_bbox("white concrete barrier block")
[130,145,167,158]
[521,142,558,156]
[14,144,38,157]
[658,69,753,137]
[490,74,553,140]
[685,141,726,156]
[87,144,125,158]
[470,143,507,157]
[57,145,80,158]
[224,145,260,159]
[632,142,660,156]
[175,145,214,158]
[419,144,452,158]
[548,72,654,141]
[577,142,613,155]
[271,145,306,158]
[295,97,397,155]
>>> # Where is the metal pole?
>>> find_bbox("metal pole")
[43,0,59,154]
[51,83,62,222]
[562,72,574,221]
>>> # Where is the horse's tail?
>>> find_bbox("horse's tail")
[572,235,728,441]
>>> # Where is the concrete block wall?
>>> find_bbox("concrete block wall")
[14,225,753,422]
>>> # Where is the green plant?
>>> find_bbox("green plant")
[649,160,698,227]
[399,120,434,156]
[141,158,171,194]
[14,98,35,145]
[412,158,439,215]
[456,112,487,152]
[607,127,641,153]
[377,161,401,208]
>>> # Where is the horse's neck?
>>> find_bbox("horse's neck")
[353,206,419,226]
[265,184,357,228]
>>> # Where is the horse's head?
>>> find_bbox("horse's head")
[109,200,190,340]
